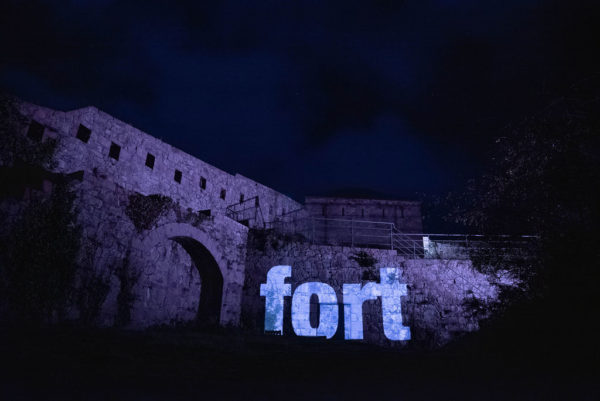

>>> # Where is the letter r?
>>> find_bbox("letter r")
[342,282,381,340]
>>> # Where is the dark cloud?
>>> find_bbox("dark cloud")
[1,0,599,200]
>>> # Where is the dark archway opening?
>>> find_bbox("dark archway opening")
[171,236,223,326]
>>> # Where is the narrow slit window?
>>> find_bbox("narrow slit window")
[145,153,155,169]
[76,124,91,143]
[174,169,182,183]
[109,142,121,160]
[200,177,206,190]
[27,120,44,141]
[220,189,226,200]
[240,193,244,203]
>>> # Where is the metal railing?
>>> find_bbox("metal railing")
[275,207,308,223]
[225,196,265,228]
[393,231,537,259]
[267,216,537,259]
[269,217,396,247]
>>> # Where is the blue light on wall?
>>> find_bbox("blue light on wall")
[260,266,410,341]
[291,282,339,338]
[259,265,291,333]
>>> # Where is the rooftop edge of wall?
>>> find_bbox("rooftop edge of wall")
[68,105,234,179]
[305,196,421,205]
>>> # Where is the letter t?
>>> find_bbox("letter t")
[380,268,411,341]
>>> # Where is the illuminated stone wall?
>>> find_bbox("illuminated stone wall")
[17,102,301,226]
[305,196,423,232]
[64,171,249,327]
[3,101,520,348]
[242,231,519,347]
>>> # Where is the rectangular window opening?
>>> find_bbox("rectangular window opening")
[220,189,226,200]
[145,153,155,169]
[200,177,206,190]
[27,120,44,141]
[76,124,91,143]
[109,142,121,160]
[239,193,244,203]
[174,169,182,183]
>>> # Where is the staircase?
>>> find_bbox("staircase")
[225,196,265,228]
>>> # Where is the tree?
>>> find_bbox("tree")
[445,77,600,353]
[448,86,600,240]
[0,93,81,326]
[0,92,55,169]
[0,183,81,325]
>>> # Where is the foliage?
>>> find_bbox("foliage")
[350,251,377,267]
[125,193,174,232]
[0,183,81,325]
[247,228,304,252]
[0,92,56,169]
[75,241,112,325]
[0,93,85,326]
[114,249,140,327]
[446,80,599,238]
[445,77,600,306]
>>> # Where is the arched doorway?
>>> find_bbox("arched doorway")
[170,236,223,326]
[129,221,245,328]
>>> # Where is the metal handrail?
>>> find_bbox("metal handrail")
[225,196,265,228]
[266,215,537,259]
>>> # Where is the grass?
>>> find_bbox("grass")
[0,324,597,400]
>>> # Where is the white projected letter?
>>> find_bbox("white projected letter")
[291,282,339,339]
[342,282,381,340]
[260,265,292,334]
[380,268,411,341]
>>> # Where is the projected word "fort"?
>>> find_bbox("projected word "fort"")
[260,266,411,341]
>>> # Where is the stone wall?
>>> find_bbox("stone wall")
[17,102,301,226]
[304,196,423,232]
[64,170,249,327]
[1,100,523,348]
[242,231,519,347]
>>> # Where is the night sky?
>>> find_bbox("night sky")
[1,0,599,201]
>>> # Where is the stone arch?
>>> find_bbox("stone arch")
[132,223,233,326]
[170,236,223,325]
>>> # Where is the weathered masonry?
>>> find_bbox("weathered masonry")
[305,196,423,232]
[19,103,302,223]
[3,101,525,347]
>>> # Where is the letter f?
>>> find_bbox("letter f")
[260,265,292,334]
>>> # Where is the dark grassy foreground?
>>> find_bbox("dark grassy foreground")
[0,320,598,401]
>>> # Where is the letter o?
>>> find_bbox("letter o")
[291,282,339,339]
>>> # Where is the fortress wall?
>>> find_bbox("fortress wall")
[51,169,249,328]
[242,232,518,347]
[234,173,303,222]
[305,197,424,232]
[18,103,301,224]
[10,101,517,348]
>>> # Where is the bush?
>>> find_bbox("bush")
[0,183,81,325]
